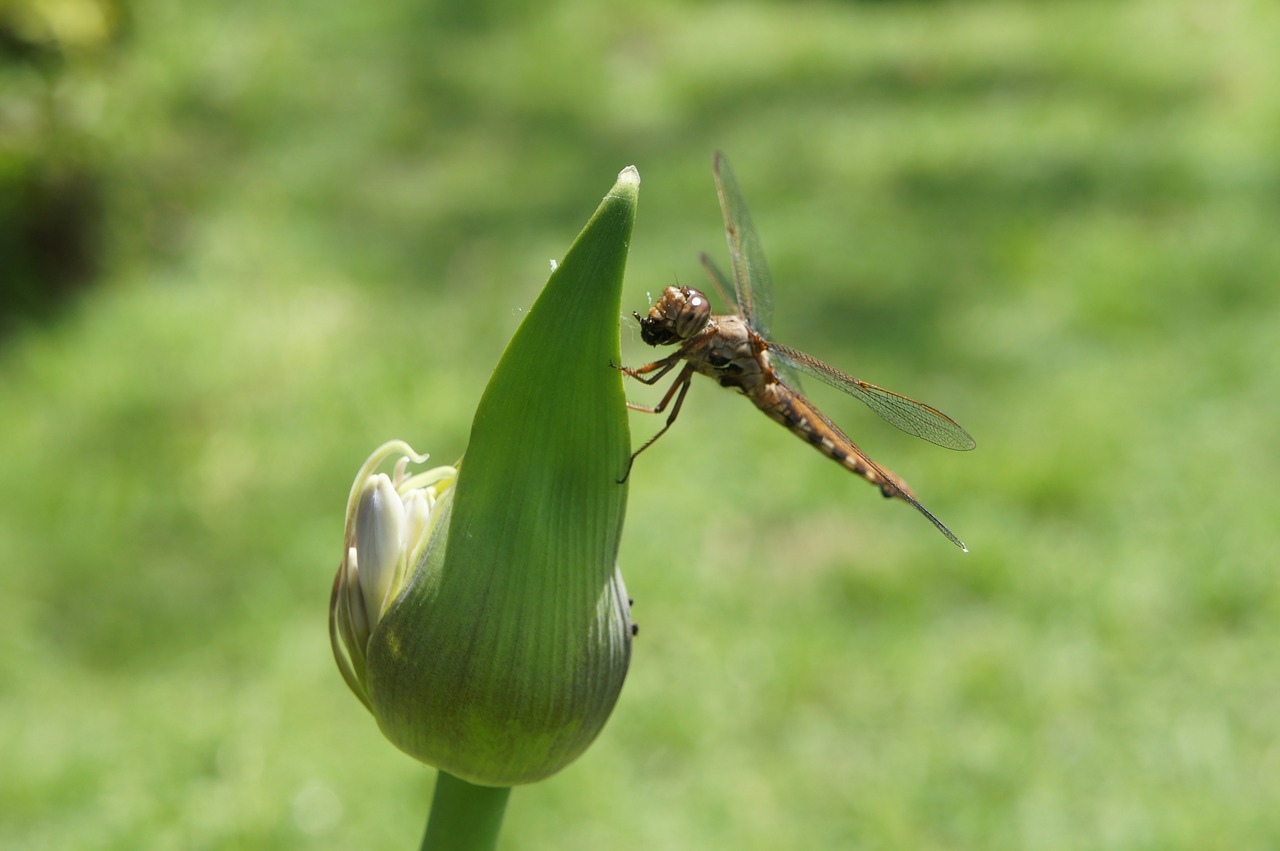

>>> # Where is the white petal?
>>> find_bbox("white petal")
[354,473,406,624]
[402,490,432,559]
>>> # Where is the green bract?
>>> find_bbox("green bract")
[330,166,640,786]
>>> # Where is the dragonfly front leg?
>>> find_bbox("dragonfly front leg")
[614,348,686,387]
[617,361,697,483]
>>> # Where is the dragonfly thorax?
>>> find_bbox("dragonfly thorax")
[635,286,712,347]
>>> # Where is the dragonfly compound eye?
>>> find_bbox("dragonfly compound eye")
[674,291,711,339]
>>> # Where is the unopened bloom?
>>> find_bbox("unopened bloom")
[328,166,640,787]
[330,441,457,709]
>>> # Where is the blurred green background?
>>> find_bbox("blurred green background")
[3,0,1278,847]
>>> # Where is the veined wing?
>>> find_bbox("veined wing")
[698,251,738,314]
[713,151,775,338]
[767,341,976,451]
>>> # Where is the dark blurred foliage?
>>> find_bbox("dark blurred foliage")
[0,0,124,330]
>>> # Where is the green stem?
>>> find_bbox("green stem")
[420,771,512,851]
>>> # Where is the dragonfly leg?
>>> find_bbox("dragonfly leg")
[613,349,685,386]
[618,362,696,483]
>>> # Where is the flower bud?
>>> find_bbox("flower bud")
[329,166,640,786]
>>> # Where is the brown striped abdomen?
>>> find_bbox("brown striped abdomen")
[751,382,916,501]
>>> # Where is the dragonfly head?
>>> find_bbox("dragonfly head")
[635,286,711,347]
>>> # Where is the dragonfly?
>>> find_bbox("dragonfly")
[618,151,976,550]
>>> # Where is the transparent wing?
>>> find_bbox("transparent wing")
[767,341,976,451]
[698,252,737,314]
[713,151,775,339]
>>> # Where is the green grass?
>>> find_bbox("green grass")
[3,0,1280,848]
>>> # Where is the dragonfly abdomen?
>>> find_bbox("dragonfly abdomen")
[754,383,916,501]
